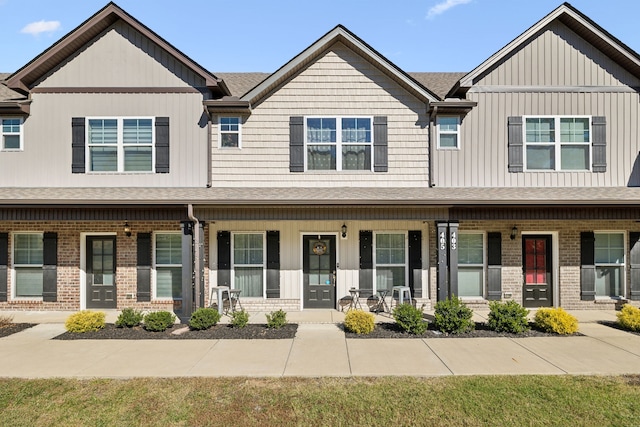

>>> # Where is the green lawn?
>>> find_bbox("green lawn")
[1,376,639,426]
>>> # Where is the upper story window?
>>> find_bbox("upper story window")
[219,117,241,148]
[1,118,23,151]
[524,116,591,171]
[437,116,459,149]
[306,117,372,171]
[87,118,154,172]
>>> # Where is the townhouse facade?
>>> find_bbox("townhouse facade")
[1,2,639,317]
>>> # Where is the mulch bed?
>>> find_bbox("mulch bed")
[598,321,640,336]
[53,323,298,340]
[0,323,36,338]
[344,322,582,339]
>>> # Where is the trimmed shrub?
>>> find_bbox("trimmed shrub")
[230,309,250,328]
[617,304,640,332]
[392,303,427,335]
[266,309,288,329]
[433,295,475,334]
[189,307,221,330]
[487,300,530,334]
[344,309,375,334]
[115,308,144,328]
[65,310,106,333]
[534,307,578,335]
[143,311,176,332]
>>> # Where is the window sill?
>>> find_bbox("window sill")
[9,298,43,304]
[594,297,626,304]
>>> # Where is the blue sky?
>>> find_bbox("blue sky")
[1,0,639,74]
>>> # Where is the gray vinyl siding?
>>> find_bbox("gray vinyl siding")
[210,43,430,188]
[434,21,640,188]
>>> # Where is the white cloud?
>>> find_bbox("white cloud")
[20,20,61,36]
[427,0,472,18]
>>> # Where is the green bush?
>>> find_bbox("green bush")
[65,310,106,333]
[534,307,578,335]
[230,309,250,328]
[344,309,375,334]
[143,311,176,332]
[487,300,530,334]
[433,295,475,334]
[392,303,427,334]
[617,304,640,332]
[189,307,221,330]
[266,309,288,329]
[115,308,144,328]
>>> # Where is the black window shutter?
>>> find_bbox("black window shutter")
[0,233,7,302]
[137,233,151,302]
[42,232,57,302]
[508,116,523,173]
[592,116,606,173]
[71,117,85,173]
[359,231,373,297]
[373,116,388,172]
[155,117,170,173]
[408,230,422,298]
[289,116,304,172]
[266,231,280,298]
[487,232,502,300]
[580,231,596,301]
[217,231,231,287]
[630,232,640,300]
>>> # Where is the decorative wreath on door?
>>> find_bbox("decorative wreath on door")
[312,241,327,255]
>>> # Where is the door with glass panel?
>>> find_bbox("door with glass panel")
[86,236,117,308]
[303,235,336,308]
[522,235,552,307]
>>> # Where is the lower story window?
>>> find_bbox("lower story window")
[155,233,182,301]
[13,233,43,297]
[375,233,406,292]
[458,233,484,298]
[595,232,624,297]
[233,233,265,298]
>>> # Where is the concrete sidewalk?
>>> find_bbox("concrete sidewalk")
[0,310,639,378]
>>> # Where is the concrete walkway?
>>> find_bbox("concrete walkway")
[0,309,639,378]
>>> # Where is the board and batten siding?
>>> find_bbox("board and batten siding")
[210,43,430,188]
[0,92,208,187]
[207,220,429,302]
[433,21,640,188]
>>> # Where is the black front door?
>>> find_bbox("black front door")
[303,235,336,309]
[522,235,553,307]
[86,236,117,309]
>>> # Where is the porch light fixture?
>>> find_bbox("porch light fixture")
[510,225,518,240]
[341,223,347,238]
[124,222,132,237]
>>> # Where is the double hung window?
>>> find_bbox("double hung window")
[219,117,241,148]
[233,233,265,298]
[154,233,182,301]
[458,233,484,298]
[594,232,624,298]
[525,116,591,171]
[375,233,406,292]
[87,118,153,172]
[1,118,22,150]
[13,233,44,298]
[306,117,372,170]
[437,116,460,149]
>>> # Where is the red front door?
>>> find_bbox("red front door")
[522,235,552,307]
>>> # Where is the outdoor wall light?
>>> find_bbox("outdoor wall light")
[341,223,347,238]
[510,225,518,240]
[124,221,132,237]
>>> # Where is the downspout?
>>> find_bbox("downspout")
[428,105,438,187]
[206,111,213,188]
[188,204,202,309]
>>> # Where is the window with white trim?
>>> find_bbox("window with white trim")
[13,233,43,298]
[458,232,485,298]
[233,233,265,298]
[306,117,372,170]
[87,118,154,172]
[219,117,241,148]
[375,233,406,292]
[1,118,23,151]
[524,116,591,171]
[595,232,625,298]
[154,233,182,301]
[437,116,459,149]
